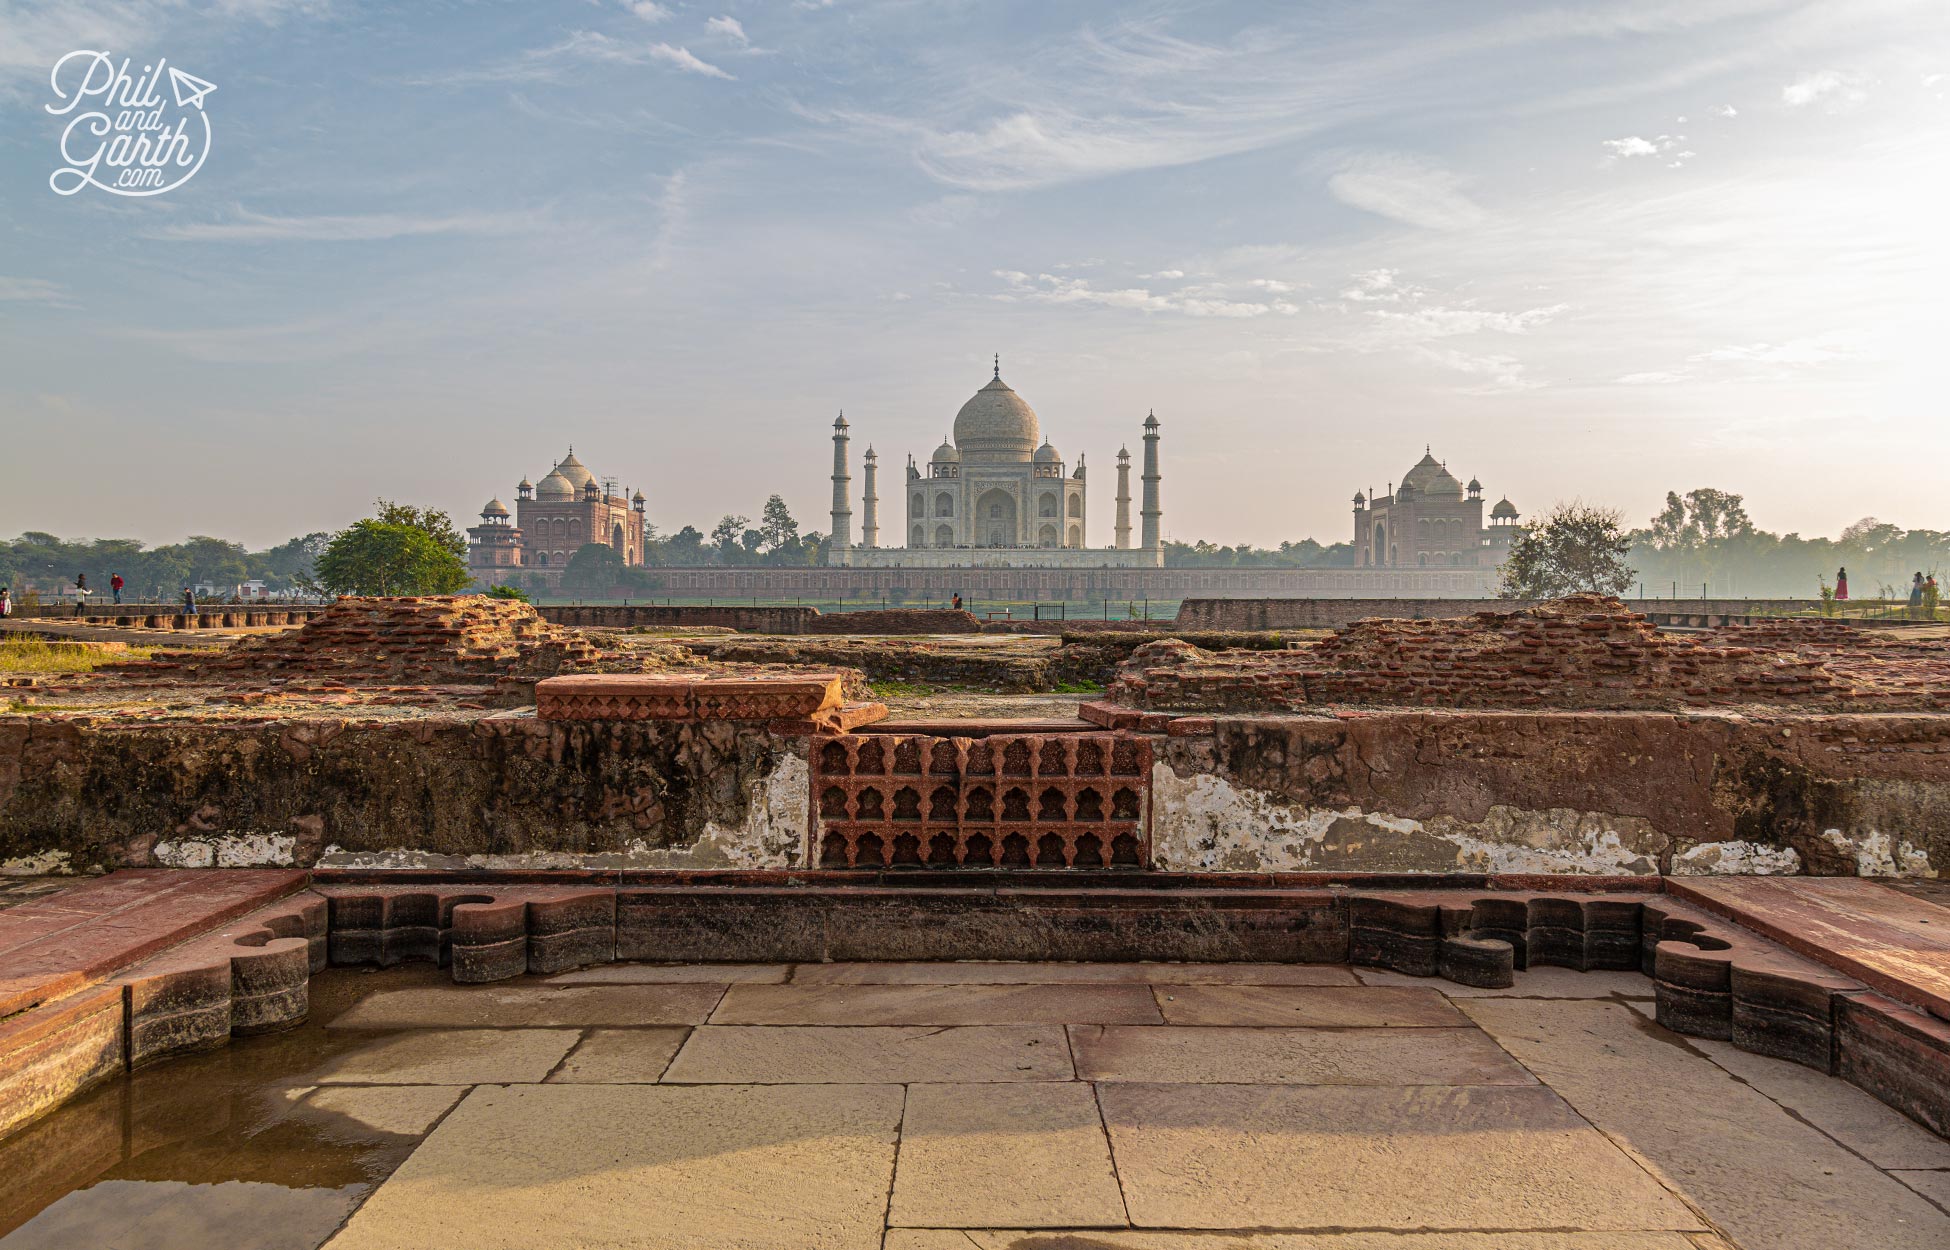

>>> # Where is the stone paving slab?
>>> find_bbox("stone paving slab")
[1691,1036,1950,1169]
[328,983,725,1029]
[791,962,1360,985]
[1070,1024,1537,1086]
[1097,1082,1701,1232]
[1892,1169,1950,1207]
[664,1025,1073,1084]
[890,1083,1126,1228]
[545,1028,690,1083]
[1352,966,1655,999]
[884,1233,1706,1249]
[323,1083,904,1250]
[307,1029,579,1085]
[301,1085,467,1136]
[1153,985,1465,1027]
[1462,998,1950,1250]
[544,963,791,985]
[711,983,1164,1025]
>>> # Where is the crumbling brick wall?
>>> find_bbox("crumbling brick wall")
[0,714,805,871]
[1111,596,1950,713]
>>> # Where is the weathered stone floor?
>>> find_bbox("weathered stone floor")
[2,961,1947,1249]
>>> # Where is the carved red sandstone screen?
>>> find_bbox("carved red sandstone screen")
[812,732,1151,869]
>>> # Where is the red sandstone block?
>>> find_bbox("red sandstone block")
[0,985,125,1140]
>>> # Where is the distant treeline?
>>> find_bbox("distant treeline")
[8,486,1941,601]
[0,531,329,598]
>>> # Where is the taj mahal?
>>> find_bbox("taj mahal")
[827,359,1165,569]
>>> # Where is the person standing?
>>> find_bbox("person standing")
[0,586,11,619]
[181,586,198,620]
[110,572,124,605]
[1910,572,1926,618]
[72,573,91,618]
[952,593,964,612]
[1835,566,1849,601]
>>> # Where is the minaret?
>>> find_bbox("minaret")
[1114,446,1132,549]
[829,413,852,558]
[861,446,879,548]
[1140,410,1163,554]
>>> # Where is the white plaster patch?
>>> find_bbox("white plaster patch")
[318,750,812,872]
[154,834,297,868]
[1821,828,1937,877]
[1149,762,1662,875]
[1670,840,1803,876]
[0,849,75,876]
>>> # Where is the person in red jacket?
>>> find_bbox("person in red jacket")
[110,572,124,605]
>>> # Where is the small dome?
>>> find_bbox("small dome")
[536,470,575,502]
[1117,446,1130,461]
[517,477,533,491]
[1492,497,1519,519]
[1467,477,1482,492]
[932,439,960,463]
[1353,491,1366,506]
[632,489,645,503]
[1033,440,1061,463]
[552,452,594,492]
[482,498,509,518]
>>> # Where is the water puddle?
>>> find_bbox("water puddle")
[0,967,451,1249]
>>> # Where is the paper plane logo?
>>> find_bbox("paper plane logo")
[167,67,217,111]
[45,51,215,197]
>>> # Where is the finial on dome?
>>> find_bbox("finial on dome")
[993,353,1000,380]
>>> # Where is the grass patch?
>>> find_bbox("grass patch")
[0,639,152,674]
[1051,681,1106,695]
[869,679,937,699]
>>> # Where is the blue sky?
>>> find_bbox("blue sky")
[2,0,1947,549]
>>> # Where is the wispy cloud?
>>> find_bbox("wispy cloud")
[0,276,71,304]
[408,30,732,85]
[624,1,672,22]
[1783,69,1867,108]
[1690,336,1862,365]
[991,270,1296,319]
[1327,154,1484,231]
[706,16,748,45]
[1601,134,1694,166]
[143,207,546,243]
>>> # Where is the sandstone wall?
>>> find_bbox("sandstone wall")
[539,604,817,634]
[1175,597,1827,630]
[0,715,806,873]
[1151,711,1948,877]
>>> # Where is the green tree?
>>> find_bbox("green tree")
[373,500,467,559]
[1498,502,1636,599]
[757,495,799,550]
[314,518,472,596]
[484,583,531,603]
[711,515,749,565]
[562,542,626,594]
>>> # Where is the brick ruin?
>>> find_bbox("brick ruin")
[0,592,1943,884]
[1107,594,1950,712]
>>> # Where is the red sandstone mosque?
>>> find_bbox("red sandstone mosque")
[1351,449,1519,568]
[468,450,647,590]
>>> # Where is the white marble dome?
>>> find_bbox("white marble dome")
[953,375,1040,463]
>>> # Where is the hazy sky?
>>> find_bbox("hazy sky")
[2,0,1947,550]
